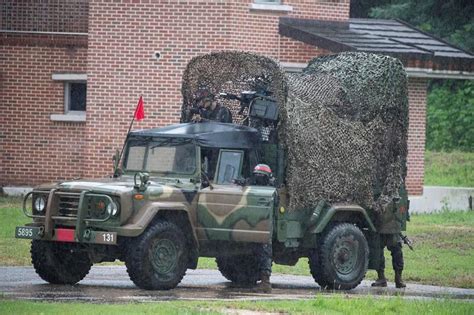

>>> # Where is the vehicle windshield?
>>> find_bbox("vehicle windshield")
[123,137,196,175]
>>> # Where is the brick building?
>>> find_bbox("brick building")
[1,0,473,196]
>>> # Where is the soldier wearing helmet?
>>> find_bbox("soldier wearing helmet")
[251,164,273,292]
[188,88,233,123]
[250,164,274,186]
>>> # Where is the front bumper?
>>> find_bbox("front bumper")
[15,225,117,245]
[18,189,119,245]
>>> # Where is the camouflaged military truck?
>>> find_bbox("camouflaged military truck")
[16,121,408,290]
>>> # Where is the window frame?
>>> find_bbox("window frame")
[215,149,244,185]
[64,80,87,114]
[50,73,87,122]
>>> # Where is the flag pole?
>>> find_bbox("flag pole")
[115,96,143,176]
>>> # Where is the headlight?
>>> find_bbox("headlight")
[33,196,46,213]
[106,201,119,216]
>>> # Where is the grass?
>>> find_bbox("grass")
[1,296,473,314]
[2,196,474,288]
[424,150,474,187]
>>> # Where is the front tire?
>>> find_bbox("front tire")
[309,223,368,290]
[31,240,92,285]
[125,221,188,290]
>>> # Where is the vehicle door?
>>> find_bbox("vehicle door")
[196,149,275,243]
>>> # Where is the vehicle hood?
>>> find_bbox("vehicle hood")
[35,177,196,196]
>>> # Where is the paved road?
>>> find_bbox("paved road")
[1,266,473,302]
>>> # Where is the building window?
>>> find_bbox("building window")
[65,82,87,112]
[50,73,87,122]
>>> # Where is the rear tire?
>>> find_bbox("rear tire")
[125,221,188,290]
[309,223,368,290]
[31,240,92,285]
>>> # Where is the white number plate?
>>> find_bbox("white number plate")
[95,232,117,245]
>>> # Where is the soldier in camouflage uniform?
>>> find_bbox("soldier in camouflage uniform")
[372,196,409,288]
[188,88,232,123]
[250,164,273,293]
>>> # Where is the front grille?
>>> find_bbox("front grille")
[58,193,81,217]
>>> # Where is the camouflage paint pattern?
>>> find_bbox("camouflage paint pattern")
[24,174,276,244]
[196,185,276,243]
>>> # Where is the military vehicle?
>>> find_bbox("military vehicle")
[16,121,408,290]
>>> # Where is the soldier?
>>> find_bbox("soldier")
[372,194,409,289]
[189,88,233,124]
[372,234,406,288]
[200,95,232,123]
[251,164,273,293]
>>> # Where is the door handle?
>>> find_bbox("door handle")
[257,198,270,206]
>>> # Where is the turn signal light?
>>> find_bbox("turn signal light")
[134,194,145,201]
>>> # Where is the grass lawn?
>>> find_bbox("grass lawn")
[425,150,473,187]
[1,296,473,315]
[2,196,474,288]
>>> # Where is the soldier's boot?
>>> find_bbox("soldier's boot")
[371,270,388,287]
[255,274,272,293]
[395,270,406,288]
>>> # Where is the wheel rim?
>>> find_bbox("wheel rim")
[150,239,178,275]
[331,235,359,276]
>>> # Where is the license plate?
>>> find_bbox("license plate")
[95,231,117,245]
[15,226,41,239]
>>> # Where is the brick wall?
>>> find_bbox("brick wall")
[0,43,87,186]
[83,0,350,177]
[2,0,426,196]
[406,77,428,195]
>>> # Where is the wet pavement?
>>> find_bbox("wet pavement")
[1,266,473,302]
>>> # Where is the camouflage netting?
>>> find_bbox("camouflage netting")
[180,51,287,124]
[280,52,408,212]
[181,51,408,213]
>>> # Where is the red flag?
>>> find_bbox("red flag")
[134,96,145,121]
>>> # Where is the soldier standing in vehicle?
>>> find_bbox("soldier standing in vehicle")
[250,164,274,293]
[372,190,409,289]
[199,94,232,123]
[189,88,232,123]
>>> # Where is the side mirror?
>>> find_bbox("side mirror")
[134,172,150,191]
[112,149,122,178]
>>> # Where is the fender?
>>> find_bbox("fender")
[310,204,376,234]
[114,201,198,243]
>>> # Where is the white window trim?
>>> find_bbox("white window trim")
[52,73,87,81]
[50,112,86,122]
[249,3,293,12]
[51,73,87,122]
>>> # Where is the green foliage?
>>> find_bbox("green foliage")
[426,81,474,152]
[425,151,474,187]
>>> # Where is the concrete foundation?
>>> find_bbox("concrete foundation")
[1,187,32,196]
[409,186,474,213]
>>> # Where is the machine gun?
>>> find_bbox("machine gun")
[219,90,278,125]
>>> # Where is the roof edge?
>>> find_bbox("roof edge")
[405,67,474,80]
[394,19,473,57]
[279,17,354,53]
